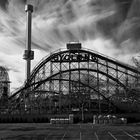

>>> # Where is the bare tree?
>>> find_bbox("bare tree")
[132,57,140,70]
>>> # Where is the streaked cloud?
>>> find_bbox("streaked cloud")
[0,0,140,91]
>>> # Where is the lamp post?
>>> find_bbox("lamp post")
[81,103,84,123]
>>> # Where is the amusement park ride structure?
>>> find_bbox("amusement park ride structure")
[23,4,34,83]
[8,43,140,115]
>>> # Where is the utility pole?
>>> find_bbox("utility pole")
[23,4,34,84]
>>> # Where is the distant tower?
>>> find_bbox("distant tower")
[23,4,34,84]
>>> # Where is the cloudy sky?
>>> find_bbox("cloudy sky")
[0,0,140,91]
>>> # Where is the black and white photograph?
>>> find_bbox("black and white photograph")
[0,0,140,139]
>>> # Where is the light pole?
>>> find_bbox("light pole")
[81,103,84,123]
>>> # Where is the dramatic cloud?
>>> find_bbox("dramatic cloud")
[0,0,140,91]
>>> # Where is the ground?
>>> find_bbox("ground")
[0,123,140,140]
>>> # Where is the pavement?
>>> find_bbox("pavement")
[0,123,140,140]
